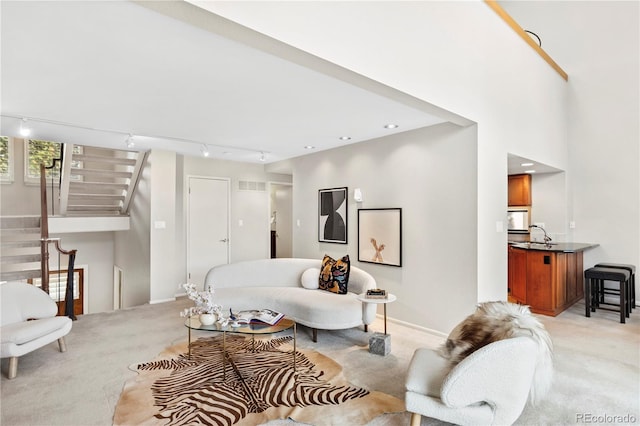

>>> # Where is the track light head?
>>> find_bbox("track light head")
[125,134,135,148]
[19,118,31,137]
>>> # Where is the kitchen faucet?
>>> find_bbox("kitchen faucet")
[529,224,552,245]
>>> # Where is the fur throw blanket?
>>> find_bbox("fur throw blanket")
[438,301,553,405]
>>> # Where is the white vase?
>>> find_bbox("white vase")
[199,313,215,325]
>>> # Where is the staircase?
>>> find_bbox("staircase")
[0,216,43,282]
[59,145,147,216]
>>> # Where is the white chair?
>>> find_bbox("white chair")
[405,336,538,426]
[1,281,72,379]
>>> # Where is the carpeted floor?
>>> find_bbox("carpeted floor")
[0,297,638,426]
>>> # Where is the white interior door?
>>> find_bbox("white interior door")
[188,177,229,289]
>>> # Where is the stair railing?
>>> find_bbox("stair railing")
[40,163,77,319]
[58,143,73,215]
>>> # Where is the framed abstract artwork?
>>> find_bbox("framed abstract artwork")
[358,208,402,267]
[318,187,348,244]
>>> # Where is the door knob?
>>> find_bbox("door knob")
[219,238,228,242]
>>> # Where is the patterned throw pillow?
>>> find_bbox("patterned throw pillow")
[319,254,350,294]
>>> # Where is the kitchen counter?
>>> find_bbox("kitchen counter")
[508,242,598,316]
[509,242,599,253]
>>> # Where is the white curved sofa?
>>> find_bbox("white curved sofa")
[204,258,377,342]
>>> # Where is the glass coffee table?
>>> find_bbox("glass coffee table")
[185,315,297,377]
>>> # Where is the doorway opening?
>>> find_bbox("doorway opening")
[269,183,293,258]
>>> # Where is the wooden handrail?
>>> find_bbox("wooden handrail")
[40,163,78,319]
[484,0,568,81]
[40,164,50,293]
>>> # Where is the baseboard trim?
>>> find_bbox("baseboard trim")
[377,314,448,339]
[149,297,176,305]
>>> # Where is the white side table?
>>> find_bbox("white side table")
[358,293,397,356]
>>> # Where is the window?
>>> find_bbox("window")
[23,140,82,185]
[24,139,62,183]
[0,136,14,183]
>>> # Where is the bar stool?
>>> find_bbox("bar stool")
[594,263,635,311]
[584,267,630,324]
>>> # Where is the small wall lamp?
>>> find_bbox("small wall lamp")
[354,188,363,203]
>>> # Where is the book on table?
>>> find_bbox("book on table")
[365,288,388,299]
[233,309,285,326]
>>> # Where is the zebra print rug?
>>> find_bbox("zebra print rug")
[113,335,404,425]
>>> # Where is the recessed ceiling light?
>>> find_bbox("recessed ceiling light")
[525,170,536,174]
[521,162,534,167]
[384,124,399,129]
[304,145,315,150]
[339,136,351,141]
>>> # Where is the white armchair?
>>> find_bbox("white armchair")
[405,336,538,426]
[1,281,72,379]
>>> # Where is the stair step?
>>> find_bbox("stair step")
[1,261,41,273]
[68,194,125,201]
[69,182,128,193]
[0,227,41,235]
[73,154,137,166]
[1,254,41,264]
[68,195,124,206]
[66,205,122,212]
[0,232,41,242]
[0,216,40,229]
[62,212,123,217]
[70,168,133,179]
[81,145,137,157]
[1,246,41,256]
[0,269,42,281]
[0,240,41,248]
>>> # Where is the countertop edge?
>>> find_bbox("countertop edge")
[509,242,599,253]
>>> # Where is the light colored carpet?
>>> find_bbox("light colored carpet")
[1,297,638,426]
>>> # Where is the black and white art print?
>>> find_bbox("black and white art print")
[318,187,348,244]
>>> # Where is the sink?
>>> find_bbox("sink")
[528,242,557,246]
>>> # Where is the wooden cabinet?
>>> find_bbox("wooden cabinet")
[508,245,527,304]
[507,246,584,316]
[508,174,532,206]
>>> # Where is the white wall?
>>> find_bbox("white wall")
[114,153,151,308]
[565,3,640,279]
[198,1,569,329]
[149,150,180,303]
[289,123,477,333]
[530,172,567,242]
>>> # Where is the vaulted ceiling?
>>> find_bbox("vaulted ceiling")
[1,1,458,164]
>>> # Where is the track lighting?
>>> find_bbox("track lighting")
[19,118,31,137]
[2,114,266,159]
